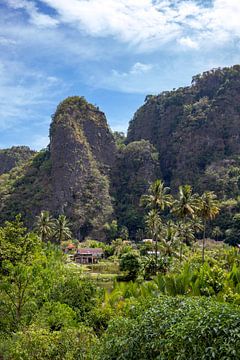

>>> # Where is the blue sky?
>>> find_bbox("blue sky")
[0,0,240,150]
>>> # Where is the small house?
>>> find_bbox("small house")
[64,243,76,254]
[74,248,104,264]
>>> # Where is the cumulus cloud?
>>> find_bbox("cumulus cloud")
[91,62,158,93]
[27,0,240,50]
[112,62,153,78]
[178,36,199,49]
[5,0,58,27]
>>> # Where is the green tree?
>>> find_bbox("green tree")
[119,252,141,281]
[103,220,118,243]
[141,179,172,211]
[119,225,129,240]
[145,209,162,271]
[142,180,173,272]
[53,214,72,244]
[0,215,40,266]
[135,228,145,242]
[172,185,199,263]
[0,261,41,331]
[198,191,220,263]
[161,221,179,257]
[35,210,55,242]
[212,226,223,240]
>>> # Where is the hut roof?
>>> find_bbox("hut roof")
[76,248,103,255]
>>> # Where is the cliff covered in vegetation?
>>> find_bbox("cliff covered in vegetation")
[0,146,35,175]
[127,65,240,190]
[0,97,116,239]
[49,96,116,238]
[1,66,240,241]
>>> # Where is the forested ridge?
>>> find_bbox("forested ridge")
[1,65,240,242]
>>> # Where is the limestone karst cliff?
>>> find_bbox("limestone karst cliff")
[0,146,35,176]
[1,65,240,240]
[0,97,117,239]
[127,65,240,190]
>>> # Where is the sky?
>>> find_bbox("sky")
[0,0,240,150]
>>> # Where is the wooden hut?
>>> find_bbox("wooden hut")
[74,248,103,264]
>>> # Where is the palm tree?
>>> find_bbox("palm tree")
[160,221,179,257]
[172,185,199,263]
[54,214,72,244]
[212,226,222,241]
[141,179,173,211]
[172,185,199,219]
[145,209,162,272]
[142,179,173,272]
[35,210,55,242]
[135,228,145,242]
[198,191,220,263]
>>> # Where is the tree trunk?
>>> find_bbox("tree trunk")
[155,236,158,274]
[180,242,183,264]
[202,219,206,264]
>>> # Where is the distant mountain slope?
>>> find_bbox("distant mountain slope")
[127,65,240,190]
[0,146,35,175]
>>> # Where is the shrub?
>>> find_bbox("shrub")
[97,296,240,360]
[119,252,141,281]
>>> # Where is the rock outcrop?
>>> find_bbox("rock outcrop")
[127,65,240,190]
[0,146,35,175]
[111,140,160,236]
[49,96,116,238]
[0,97,116,239]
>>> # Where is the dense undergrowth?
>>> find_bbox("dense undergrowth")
[1,216,240,359]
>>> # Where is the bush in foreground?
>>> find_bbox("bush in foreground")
[97,296,240,360]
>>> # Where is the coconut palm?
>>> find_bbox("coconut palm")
[172,185,199,219]
[141,179,173,211]
[172,185,199,263]
[198,191,220,263]
[160,221,179,257]
[212,226,222,241]
[35,210,55,242]
[135,228,145,242]
[53,214,72,244]
[142,180,173,272]
[145,209,162,272]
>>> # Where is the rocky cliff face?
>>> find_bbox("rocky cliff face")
[111,140,160,236]
[49,96,116,238]
[0,146,35,175]
[127,65,240,190]
[0,97,116,239]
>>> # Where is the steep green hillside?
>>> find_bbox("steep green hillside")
[0,97,115,239]
[0,146,35,175]
[111,140,160,236]
[127,65,240,190]
[49,96,115,239]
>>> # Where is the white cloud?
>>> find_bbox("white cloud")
[4,0,240,51]
[0,36,16,46]
[178,36,199,49]
[31,0,240,50]
[91,62,158,93]
[111,62,153,78]
[5,0,59,27]
[130,62,153,74]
